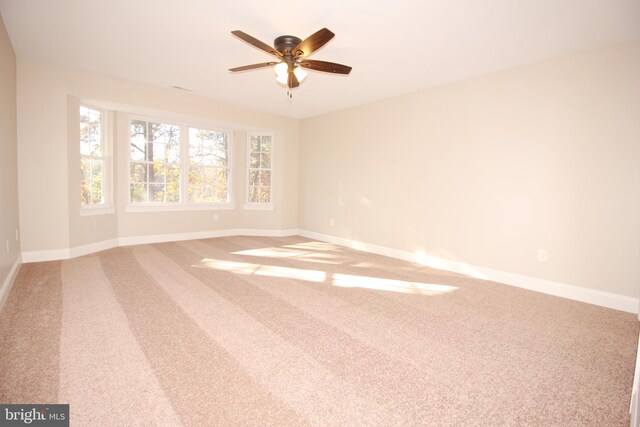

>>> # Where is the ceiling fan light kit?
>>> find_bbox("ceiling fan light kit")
[274,61,307,85]
[229,28,352,92]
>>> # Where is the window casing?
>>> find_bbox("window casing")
[245,133,273,209]
[128,116,233,209]
[80,105,109,208]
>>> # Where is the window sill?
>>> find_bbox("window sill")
[243,203,273,211]
[126,203,235,212]
[79,206,116,216]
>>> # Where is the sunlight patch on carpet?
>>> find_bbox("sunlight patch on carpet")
[194,259,327,283]
[333,273,458,296]
[233,247,346,265]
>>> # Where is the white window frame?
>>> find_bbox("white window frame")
[127,115,234,211]
[244,132,274,210]
[79,105,115,216]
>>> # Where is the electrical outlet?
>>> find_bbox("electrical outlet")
[213,214,219,221]
[6,240,9,255]
[329,218,335,226]
[538,249,548,262]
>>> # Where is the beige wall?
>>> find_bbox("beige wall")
[299,41,640,299]
[0,13,20,288]
[17,59,299,252]
[14,41,640,300]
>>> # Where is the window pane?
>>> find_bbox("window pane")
[80,158,90,183]
[260,152,271,169]
[150,122,180,146]
[150,183,165,202]
[214,186,227,202]
[188,184,202,202]
[91,158,102,177]
[147,140,179,163]
[247,134,272,206]
[91,178,103,205]
[190,166,228,202]
[189,142,201,160]
[81,180,91,206]
[260,138,272,152]
[131,120,146,136]
[259,170,271,186]
[189,165,203,182]
[166,141,180,163]
[202,147,227,167]
[151,163,167,183]
[166,181,180,203]
[80,132,91,156]
[80,106,107,207]
[80,106,102,156]
[250,153,260,168]
[80,157,91,206]
[130,183,146,203]
[213,148,227,167]
[201,152,217,167]
[202,185,215,202]
[130,119,180,204]
[130,121,147,161]
[188,165,204,202]
[190,128,228,168]
[130,137,146,161]
[149,141,166,162]
[209,168,228,186]
[130,162,147,183]
[214,169,229,201]
[258,186,271,203]
[90,160,104,204]
[188,127,230,203]
[249,170,259,186]
[216,138,228,152]
[167,164,180,203]
[249,186,259,203]
[193,183,226,204]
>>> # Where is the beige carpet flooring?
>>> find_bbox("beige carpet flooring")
[0,236,638,426]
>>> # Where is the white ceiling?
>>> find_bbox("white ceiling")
[1,0,639,119]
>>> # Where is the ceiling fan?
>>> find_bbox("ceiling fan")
[229,28,352,89]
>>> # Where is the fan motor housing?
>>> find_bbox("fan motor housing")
[274,35,302,54]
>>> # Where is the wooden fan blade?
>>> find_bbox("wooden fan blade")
[300,59,352,75]
[231,30,281,59]
[293,28,335,58]
[229,62,278,72]
[288,72,300,88]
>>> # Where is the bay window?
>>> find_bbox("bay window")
[129,117,232,209]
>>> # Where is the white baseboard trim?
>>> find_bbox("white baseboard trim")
[119,228,298,247]
[0,255,22,313]
[22,248,70,263]
[297,229,640,315]
[21,228,299,263]
[70,239,119,258]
